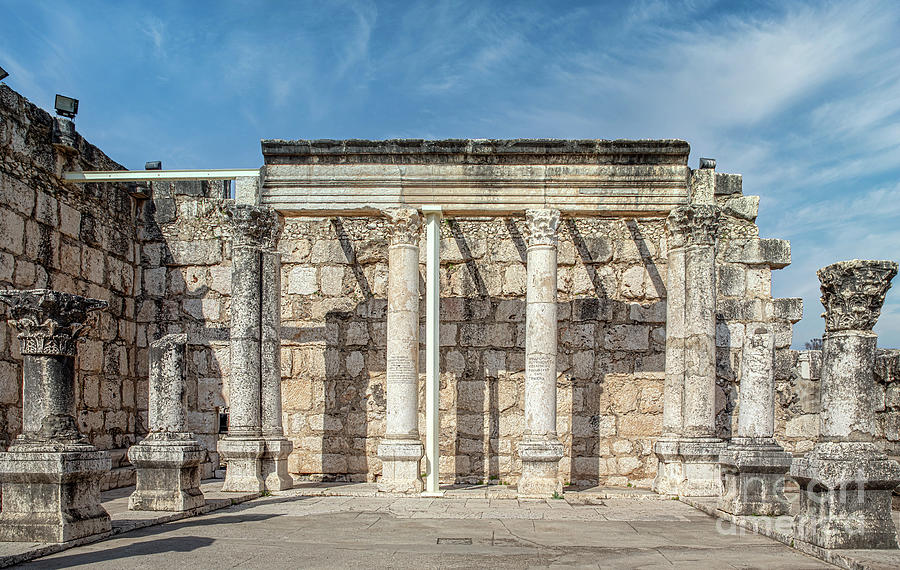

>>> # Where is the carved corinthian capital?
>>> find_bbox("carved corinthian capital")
[818,260,898,333]
[227,204,283,250]
[385,208,422,246]
[0,290,107,356]
[666,204,718,249]
[525,209,560,248]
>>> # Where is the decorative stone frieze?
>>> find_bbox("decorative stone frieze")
[378,208,424,493]
[0,289,111,542]
[519,209,564,497]
[718,326,791,516]
[792,260,900,549]
[818,260,897,333]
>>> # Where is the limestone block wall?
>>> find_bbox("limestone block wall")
[136,181,230,478]
[0,85,143,466]
[711,173,801,441]
[775,348,900,458]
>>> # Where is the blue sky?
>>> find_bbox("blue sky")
[2,0,899,348]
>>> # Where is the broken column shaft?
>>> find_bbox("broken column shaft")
[128,334,205,511]
[718,325,792,516]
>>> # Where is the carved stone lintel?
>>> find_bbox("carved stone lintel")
[227,204,283,250]
[666,204,718,249]
[818,260,898,333]
[0,290,107,356]
[525,209,560,248]
[385,207,422,247]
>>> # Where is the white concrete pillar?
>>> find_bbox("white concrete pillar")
[422,206,443,496]
[378,207,424,494]
[518,208,564,498]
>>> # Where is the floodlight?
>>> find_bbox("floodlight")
[699,157,716,169]
[0,66,8,81]
[54,94,79,119]
[145,161,162,170]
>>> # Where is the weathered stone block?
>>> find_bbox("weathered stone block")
[773,297,803,323]
[723,195,759,221]
[724,238,791,269]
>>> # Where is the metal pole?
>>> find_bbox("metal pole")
[422,206,443,496]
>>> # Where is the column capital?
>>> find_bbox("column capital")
[385,207,422,246]
[666,204,718,248]
[0,290,106,356]
[818,260,897,333]
[525,208,560,248]
[227,204,283,250]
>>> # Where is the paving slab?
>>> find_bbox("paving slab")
[14,489,833,569]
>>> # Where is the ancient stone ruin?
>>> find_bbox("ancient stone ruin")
[1,83,899,553]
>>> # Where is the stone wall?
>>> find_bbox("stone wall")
[0,85,144,487]
[775,348,900,458]
[6,83,897,491]
[154,170,803,488]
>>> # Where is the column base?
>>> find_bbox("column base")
[792,442,900,549]
[517,438,564,498]
[652,438,684,495]
[128,439,205,512]
[0,449,111,543]
[218,437,265,493]
[377,439,423,494]
[678,438,725,497]
[718,439,792,516]
[261,437,294,491]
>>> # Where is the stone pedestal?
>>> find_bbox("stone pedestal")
[129,334,205,511]
[792,260,900,549]
[519,209,564,497]
[719,326,791,515]
[0,450,111,542]
[0,290,111,542]
[378,208,424,494]
[653,205,722,497]
[219,206,291,493]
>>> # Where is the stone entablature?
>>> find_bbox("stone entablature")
[260,139,691,216]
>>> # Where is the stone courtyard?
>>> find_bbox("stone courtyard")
[2,79,900,568]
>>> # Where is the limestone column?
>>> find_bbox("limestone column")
[377,208,424,494]
[219,204,286,492]
[518,209,564,498]
[676,204,724,496]
[128,334,205,511]
[792,260,900,549]
[260,242,293,490]
[0,290,112,542]
[653,207,688,494]
[718,325,791,515]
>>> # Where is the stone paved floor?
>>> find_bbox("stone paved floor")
[18,485,834,569]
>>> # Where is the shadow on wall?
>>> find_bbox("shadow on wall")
[283,216,666,487]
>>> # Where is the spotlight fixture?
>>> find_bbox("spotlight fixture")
[145,161,162,170]
[699,157,716,169]
[0,66,8,81]
[54,94,79,119]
